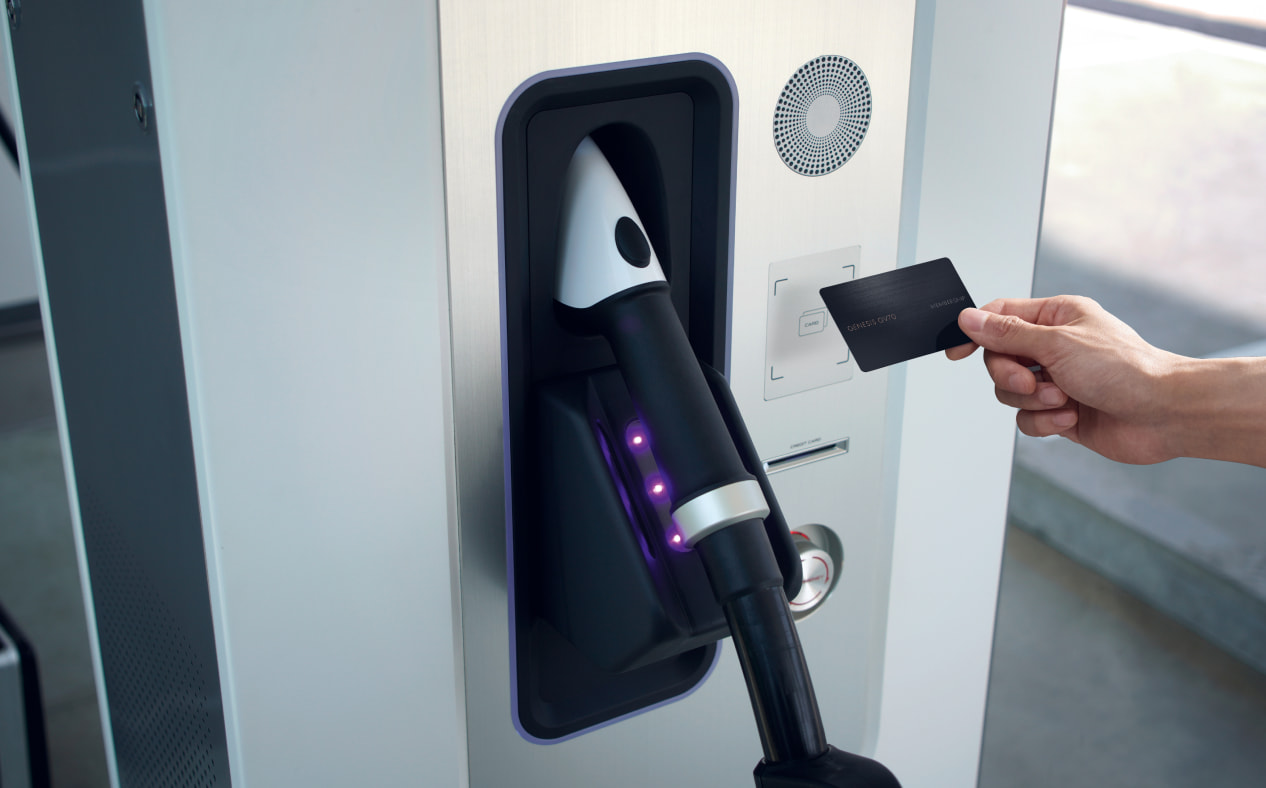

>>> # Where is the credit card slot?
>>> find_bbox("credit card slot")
[763,439,850,475]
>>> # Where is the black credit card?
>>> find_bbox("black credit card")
[819,257,975,372]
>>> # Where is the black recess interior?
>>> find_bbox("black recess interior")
[502,58,732,741]
[501,57,799,741]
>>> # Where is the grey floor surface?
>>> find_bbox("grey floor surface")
[979,527,1266,787]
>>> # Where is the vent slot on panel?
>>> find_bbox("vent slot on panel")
[764,439,850,474]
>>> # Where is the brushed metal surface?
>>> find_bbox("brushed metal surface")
[438,1,917,784]
[672,480,771,546]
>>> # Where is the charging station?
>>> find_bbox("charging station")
[4,1,1065,785]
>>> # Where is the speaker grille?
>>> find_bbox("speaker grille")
[774,56,872,177]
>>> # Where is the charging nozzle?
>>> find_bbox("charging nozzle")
[552,138,902,785]
[553,137,823,757]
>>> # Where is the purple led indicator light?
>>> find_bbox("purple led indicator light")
[625,421,650,453]
[667,524,690,553]
[647,477,667,498]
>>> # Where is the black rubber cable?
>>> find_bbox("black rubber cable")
[696,520,830,764]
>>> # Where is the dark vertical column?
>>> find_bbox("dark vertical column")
[8,3,231,786]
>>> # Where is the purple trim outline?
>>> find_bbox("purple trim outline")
[495,51,740,746]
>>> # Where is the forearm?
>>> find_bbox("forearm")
[1163,356,1266,468]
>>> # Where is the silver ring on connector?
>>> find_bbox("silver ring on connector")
[671,480,770,547]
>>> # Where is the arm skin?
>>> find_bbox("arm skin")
[945,295,1266,468]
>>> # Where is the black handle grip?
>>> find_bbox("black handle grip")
[584,283,829,764]
[592,284,754,501]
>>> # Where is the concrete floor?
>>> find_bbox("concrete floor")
[979,527,1266,787]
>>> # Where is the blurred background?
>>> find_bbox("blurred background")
[984,2,1266,785]
[3,2,1265,785]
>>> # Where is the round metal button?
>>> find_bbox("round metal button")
[789,533,835,614]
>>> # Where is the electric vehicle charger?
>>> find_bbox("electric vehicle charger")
[502,58,772,741]
[3,2,1067,783]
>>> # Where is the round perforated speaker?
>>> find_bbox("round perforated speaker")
[773,55,872,177]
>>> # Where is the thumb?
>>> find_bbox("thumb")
[958,307,1058,362]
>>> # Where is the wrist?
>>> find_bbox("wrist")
[1162,356,1266,466]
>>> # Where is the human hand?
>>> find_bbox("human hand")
[945,295,1186,464]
